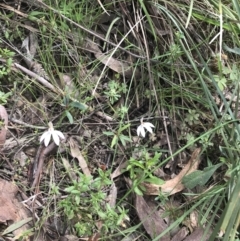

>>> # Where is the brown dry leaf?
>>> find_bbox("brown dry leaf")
[170,227,189,241]
[107,183,117,208]
[110,161,127,179]
[183,227,211,241]
[0,105,8,150]
[85,39,139,78]
[62,157,78,181]
[69,137,91,176]
[87,232,100,241]
[0,179,32,239]
[142,148,201,195]
[190,211,198,229]
[59,73,79,99]
[14,151,29,167]
[0,179,19,223]
[135,195,170,241]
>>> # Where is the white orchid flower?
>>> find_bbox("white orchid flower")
[137,118,155,138]
[40,122,65,146]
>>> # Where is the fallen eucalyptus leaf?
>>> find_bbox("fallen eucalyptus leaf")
[142,148,201,195]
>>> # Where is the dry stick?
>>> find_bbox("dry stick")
[14,63,59,93]
[0,37,64,97]
[14,62,84,107]
[9,118,46,130]
[31,142,56,189]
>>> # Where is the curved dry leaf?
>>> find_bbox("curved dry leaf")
[85,39,140,78]
[142,148,201,195]
[69,137,91,176]
[95,52,136,78]
[183,227,211,241]
[170,227,189,241]
[0,105,8,150]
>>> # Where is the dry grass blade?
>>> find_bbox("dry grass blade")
[0,105,8,150]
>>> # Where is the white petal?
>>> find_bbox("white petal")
[143,122,155,128]
[44,132,51,146]
[40,131,49,143]
[137,125,141,136]
[137,125,146,137]
[52,132,60,146]
[143,123,154,133]
[55,130,65,140]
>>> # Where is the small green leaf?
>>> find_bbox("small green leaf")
[111,135,118,148]
[223,43,240,55]
[120,136,126,146]
[75,195,80,205]
[120,135,132,142]
[71,189,80,194]
[28,11,47,21]
[69,101,87,110]
[145,176,165,185]
[182,163,223,189]
[103,131,114,136]
[134,186,143,196]
[119,123,131,133]
[2,218,32,235]
[66,110,73,124]
[64,186,75,192]
[129,159,145,169]
[29,11,48,16]
[119,134,132,146]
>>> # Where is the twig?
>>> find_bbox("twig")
[14,63,59,93]
[9,118,47,130]
[31,142,57,189]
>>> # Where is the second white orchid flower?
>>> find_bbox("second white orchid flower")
[40,122,65,147]
[137,118,155,138]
